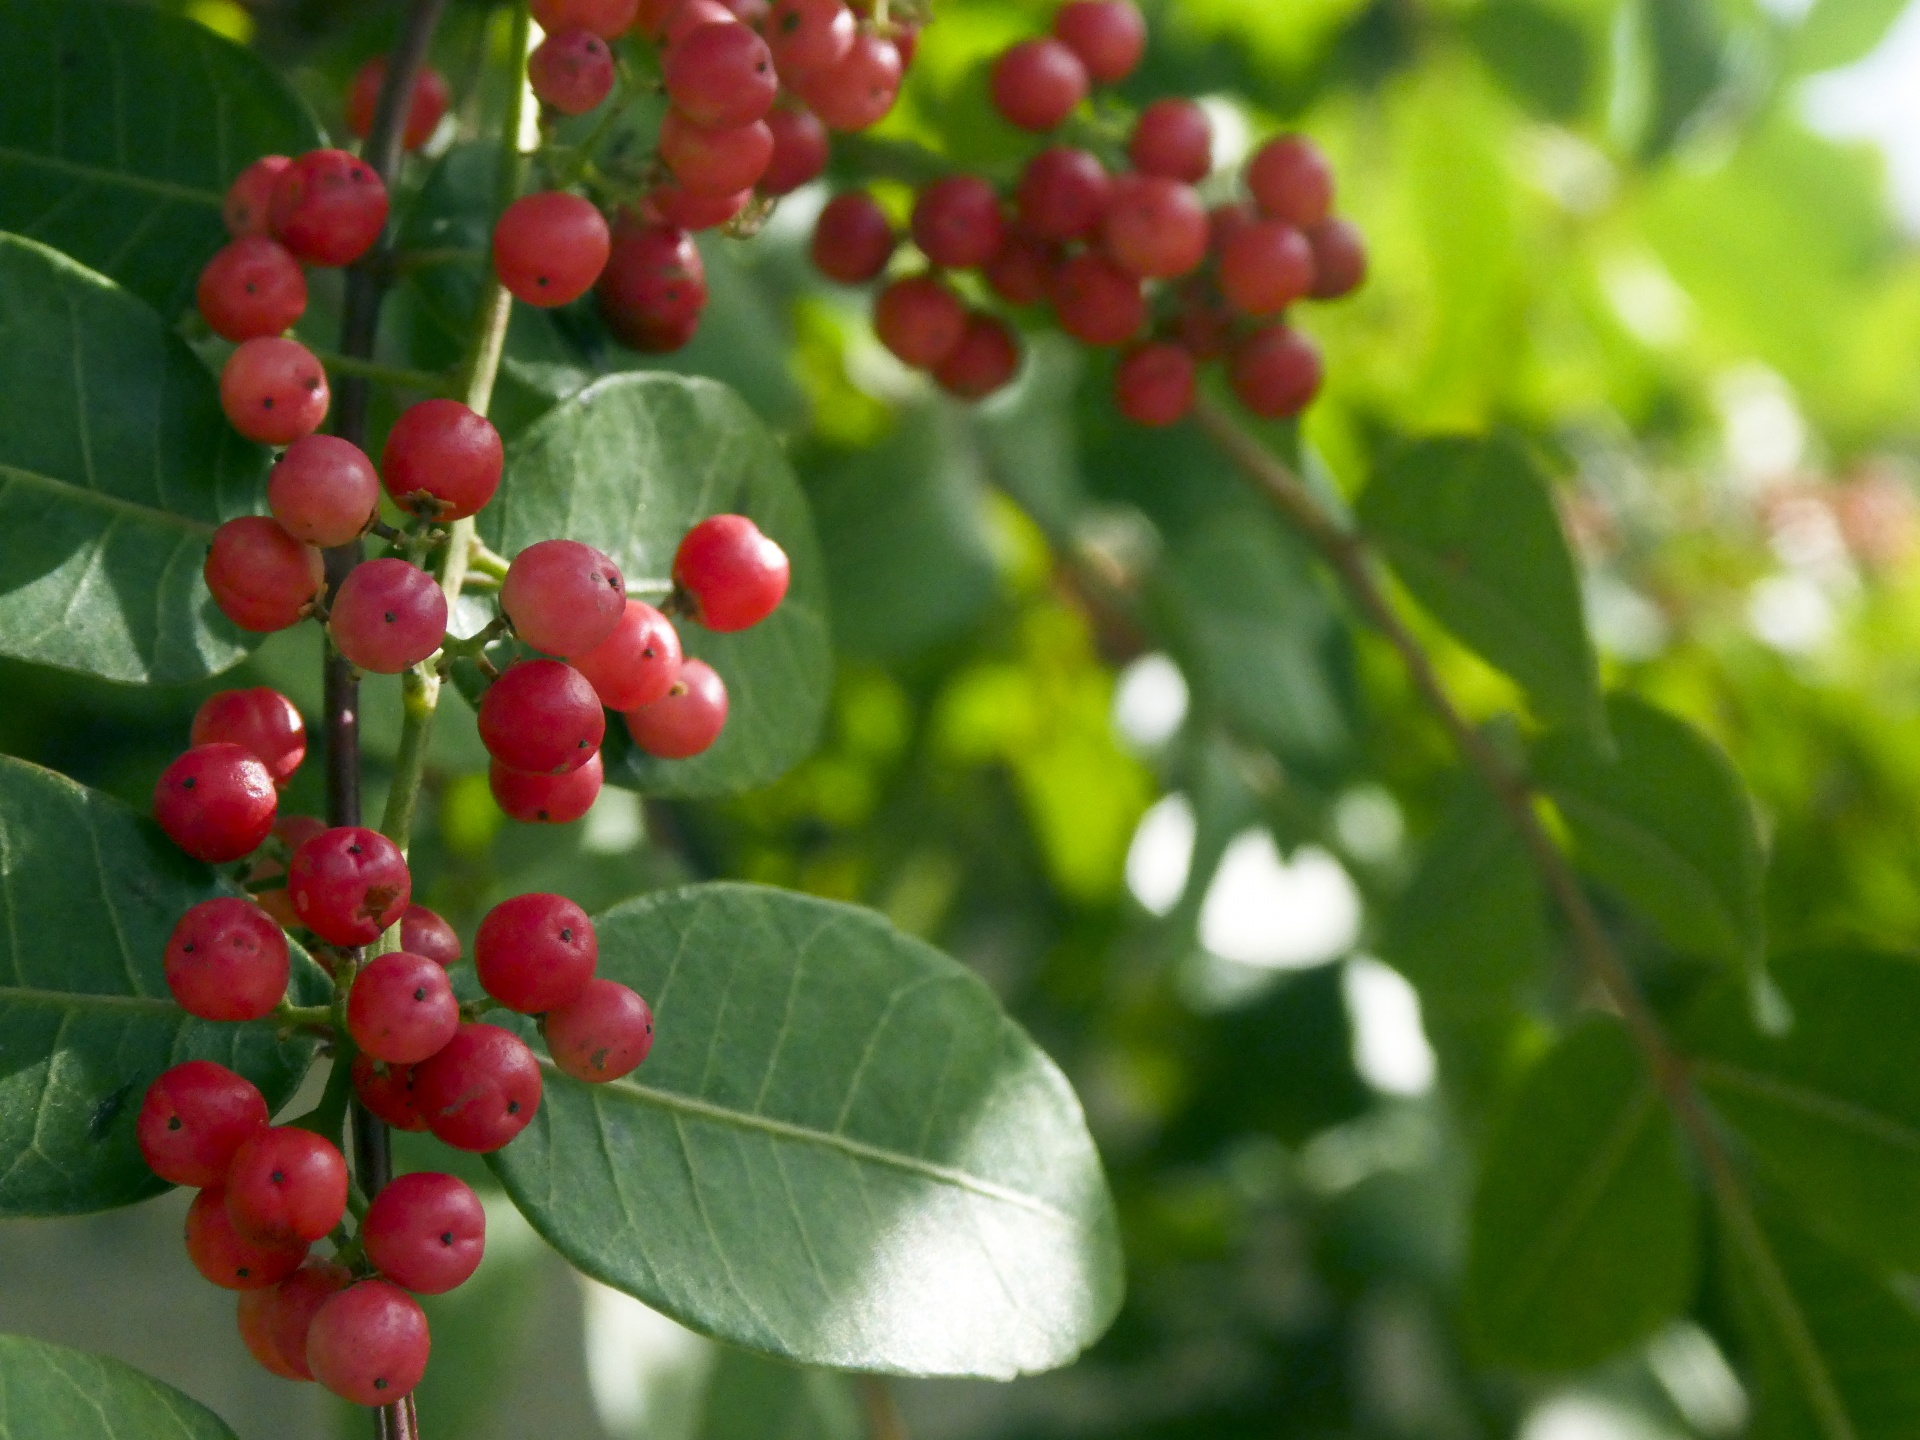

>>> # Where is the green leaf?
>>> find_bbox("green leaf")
[696,1349,862,1440]
[1533,694,1765,970]
[1459,0,1595,122]
[488,882,1124,1378]
[0,1333,238,1439]
[1358,433,1601,740]
[1788,0,1907,75]
[1684,948,1920,1273]
[0,754,322,1217]
[0,0,321,313]
[0,233,268,685]
[481,374,832,799]
[1462,1017,1697,1369]
[1637,0,1726,161]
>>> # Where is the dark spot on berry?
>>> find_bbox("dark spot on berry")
[183,942,196,953]
[182,776,197,790]
[303,376,320,391]
[245,282,258,294]
[168,1116,183,1131]
[262,397,275,409]
[559,927,572,943]
[440,1231,454,1246]
[348,844,363,855]
[414,987,427,1001]
[237,1265,252,1279]
[271,1169,286,1184]
[536,276,549,287]
[374,1378,389,1391]
[384,611,397,623]
[507,1100,521,1114]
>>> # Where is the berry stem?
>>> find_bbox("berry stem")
[309,349,457,397]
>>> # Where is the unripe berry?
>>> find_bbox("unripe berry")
[501,539,627,656]
[238,1258,351,1381]
[197,237,307,343]
[1052,0,1146,84]
[220,337,330,445]
[381,399,504,521]
[347,951,461,1064]
[154,743,277,863]
[1247,134,1334,228]
[1049,252,1145,346]
[1114,342,1196,427]
[287,826,412,948]
[401,904,462,967]
[269,149,389,268]
[571,599,683,710]
[798,33,902,132]
[597,223,707,352]
[225,156,291,238]
[532,0,640,36]
[625,658,728,758]
[1228,325,1323,418]
[306,1280,431,1406]
[1306,216,1368,299]
[645,180,753,232]
[1128,98,1211,183]
[934,314,1021,401]
[363,1172,487,1294]
[543,979,655,1083]
[138,1061,268,1188]
[673,514,790,631]
[811,191,896,284]
[475,893,597,1015]
[478,659,607,775]
[985,228,1058,306]
[186,1187,308,1290]
[873,274,967,369]
[346,58,451,151]
[352,1055,428,1132]
[226,1126,349,1246]
[328,558,450,675]
[494,192,612,307]
[193,688,306,784]
[911,175,1005,271]
[659,110,774,196]
[666,22,777,129]
[490,750,604,825]
[762,107,830,195]
[1015,147,1109,242]
[1102,173,1209,279]
[766,0,854,79]
[268,435,379,548]
[529,28,617,115]
[413,1023,544,1152]
[990,38,1087,132]
[165,897,290,1022]
[1218,218,1315,317]
[205,517,324,633]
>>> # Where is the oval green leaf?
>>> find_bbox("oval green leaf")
[696,1349,861,1440]
[487,882,1124,1378]
[0,234,269,684]
[1462,1017,1697,1369]
[481,375,831,799]
[0,754,323,1217]
[0,0,321,314]
[0,1333,238,1439]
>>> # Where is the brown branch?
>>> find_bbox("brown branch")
[858,1376,910,1440]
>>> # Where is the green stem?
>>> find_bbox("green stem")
[468,538,511,581]
[274,1001,337,1029]
[310,349,456,397]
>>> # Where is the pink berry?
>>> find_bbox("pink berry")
[1102,173,1208,279]
[137,1061,268,1188]
[197,237,307,343]
[494,191,612,307]
[475,892,597,1014]
[287,826,412,948]
[220,337,330,445]
[911,175,1005,271]
[1128,98,1211,183]
[673,514,790,631]
[238,1258,351,1381]
[985,228,1058,306]
[529,28,617,115]
[412,1023,543,1152]
[500,539,627,656]
[225,156,291,238]
[1015,147,1109,242]
[934,314,1021,400]
[625,657,728,758]
[306,1280,431,1405]
[490,750,605,825]
[1306,217,1367,299]
[1229,325,1323,418]
[192,688,306,784]
[186,1187,308,1290]
[765,0,854,80]
[269,149,389,268]
[762,107,830,195]
[1053,0,1146,84]
[1217,218,1315,317]
[154,743,277,863]
[204,516,324,633]
[1049,252,1145,346]
[268,435,379,548]
[658,0,737,47]
[165,897,290,1022]
[811,191,896,284]
[328,558,449,675]
[477,659,607,775]
[352,1055,428,1133]
[401,904,462,967]
[362,1172,486,1294]
[543,979,654,1083]
[531,0,639,36]
[798,33,902,132]
[873,274,967,369]
[597,223,708,352]
[665,21,777,129]
[659,109,774,196]
[346,58,451,151]
[380,399,504,521]
[570,599,683,710]
[990,38,1087,132]
[1115,342,1196,427]
[226,1127,348,1246]
[347,951,461,1064]
[1247,134,1334,228]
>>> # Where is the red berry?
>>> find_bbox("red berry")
[645,180,753,232]
[798,33,902,131]
[346,58,451,151]
[532,0,640,36]
[529,28,617,115]
[597,223,708,351]
[895,23,922,68]
[1217,218,1315,317]
[766,0,854,79]
[721,0,769,21]
[193,688,306,784]
[154,743,277,863]
[225,156,291,238]
[363,1172,486,1295]
[220,337,330,445]
[249,814,328,930]
[500,540,626,656]
[204,516,324,634]
[1115,342,1195,426]
[238,1258,351,1381]
[1247,135,1334,228]
[401,904,462,967]
[990,38,1087,132]
[380,399,504,521]
[413,1023,543,1152]
[1052,0,1146,84]
[666,21,777,128]
[1306,216,1367,299]
[873,274,968,369]
[1229,325,1323,418]
[911,175,1005,271]
[659,0,738,47]
[1102,173,1208,279]
[352,1055,428,1132]
[226,1127,348,1245]
[543,979,654,1083]
[348,951,461,1064]
[287,826,412,948]
[474,893,597,1015]
[306,1280,431,1405]
[197,237,307,343]
[1208,199,1258,254]
[1015,147,1109,242]
[494,191,612,308]
[478,659,607,775]
[186,1187,308,1290]
[811,191,896,284]
[934,314,1021,400]
[165,897,290,1022]
[1128,98,1211,183]
[673,515,790,631]
[268,435,379,548]
[269,149,390,268]
[138,1061,268,1188]
[985,228,1058,306]
[490,750,605,825]
[1049,252,1145,346]
[328,558,450,675]
[571,599,683,710]
[625,658,728,758]
[659,109,774,196]
[762,107,830,195]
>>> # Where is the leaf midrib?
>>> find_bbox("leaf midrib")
[0,984,179,1014]
[0,145,223,208]
[1696,1059,1920,1157]
[0,462,217,536]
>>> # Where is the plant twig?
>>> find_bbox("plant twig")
[858,1376,910,1440]
[311,349,457,397]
